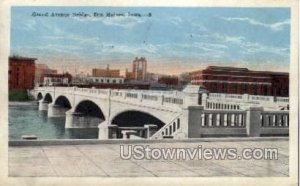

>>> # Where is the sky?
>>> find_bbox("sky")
[11,7,290,75]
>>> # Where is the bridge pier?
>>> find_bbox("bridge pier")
[65,111,104,128]
[48,104,70,117]
[246,106,264,137]
[38,100,48,111]
[98,123,118,139]
[144,124,158,138]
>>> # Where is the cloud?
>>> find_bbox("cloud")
[191,22,209,32]
[220,17,290,31]
[188,30,246,45]
[95,42,159,57]
[167,16,183,26]
[241,41,289,57]
[14,19,37,31]
[189,30,288,58]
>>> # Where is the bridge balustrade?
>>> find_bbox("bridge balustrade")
[206,93,289,110]
[150,108,289,139]
[260,111,289,136]
[197,110,247,137]
[150,114,182,139]
[276,97,289,103]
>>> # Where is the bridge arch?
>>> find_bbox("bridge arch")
[111,110,165,129]
[74,100,105,120]
[44,93,53,103]
[37,92,43,100]
[54,95,72,109]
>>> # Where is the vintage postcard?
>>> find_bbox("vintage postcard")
[0,0,298,186]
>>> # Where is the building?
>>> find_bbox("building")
[88,76,125,84]
[190,66,289,97]
[126,57,147,81]
[158,75,179,88]
[72,72,90,84]
[35,64,57,85]
[41,73,72,86]
[9,56,36,90]
[92,65,120,77]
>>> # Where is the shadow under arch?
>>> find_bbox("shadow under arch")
[74,100,105,120]
[37,92,43,100]
[44,93,53,103]
[54,95,72,109]
[111,110,165,129]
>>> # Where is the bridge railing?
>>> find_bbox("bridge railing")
[197,110,247,137]
[195,108,289,137]
[260,110,289,136]
[208,93,289,103]
[250,95,273,102]
[35,87,186,109]
[150,107,289,139]
[150,114,183,139]
[205,101,242,110]
[276,97,289,103]
[201,110,246,128]
[206,93,289,110]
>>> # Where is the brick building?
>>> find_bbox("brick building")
[190,66,289,97]
[158,75,179,88]
[9,56,36,90]
[92,65,120,77]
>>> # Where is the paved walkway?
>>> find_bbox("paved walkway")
[9,139,289,177]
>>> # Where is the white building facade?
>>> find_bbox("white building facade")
[88,76,125,84]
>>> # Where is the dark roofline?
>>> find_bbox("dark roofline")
[9,56,37,61]
[206,66,249,72]
[205,66,288,75]
[42,73,72,78]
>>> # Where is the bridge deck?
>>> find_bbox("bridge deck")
[9,138,288,177]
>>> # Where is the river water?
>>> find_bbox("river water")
[9,103,98,140]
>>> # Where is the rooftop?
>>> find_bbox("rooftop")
[42,73,72,78]
[191,66,289,75]
[207,66,249,72]
[9,55,37,61]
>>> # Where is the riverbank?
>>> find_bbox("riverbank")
[9,101,38,106]
[9,89,31,102]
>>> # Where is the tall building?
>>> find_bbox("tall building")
[92,65,120,77]
[9,56,36,90]
[126,57,147,81]
[190,66,289,97]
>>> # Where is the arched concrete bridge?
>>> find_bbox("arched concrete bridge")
[33,85,201,139]
[33,86,289,139]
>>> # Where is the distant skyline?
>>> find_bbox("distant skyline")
[11,7,290,75]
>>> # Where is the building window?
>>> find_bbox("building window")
[112,80,116,83]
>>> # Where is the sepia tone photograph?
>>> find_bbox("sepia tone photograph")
[1,1,299,186]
